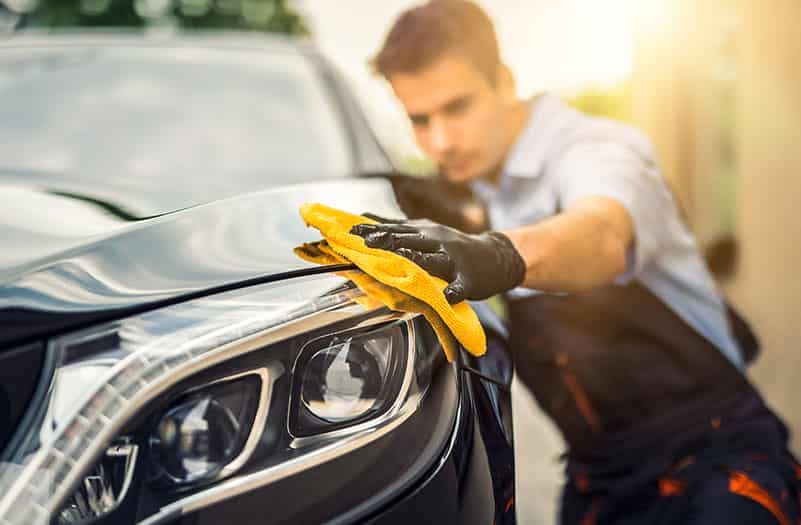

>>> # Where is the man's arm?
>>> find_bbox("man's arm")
[351,195,635,304]
[503,195,634,293]
[352,141,666,304]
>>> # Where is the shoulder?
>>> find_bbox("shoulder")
[541,98,657,169]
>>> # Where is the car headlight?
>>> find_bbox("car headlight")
[0,274,447,525]
[291,323,407,435]
[148,371,265,488]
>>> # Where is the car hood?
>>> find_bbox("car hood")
[0,177,401,349]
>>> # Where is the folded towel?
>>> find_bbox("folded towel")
[296,203,486,360]
[295,241,461,361]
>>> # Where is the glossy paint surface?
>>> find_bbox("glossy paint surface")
[364,367,516,525]
[0,178,403,348]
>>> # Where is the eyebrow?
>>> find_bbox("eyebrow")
[442,94,474,113]
[408,93,475,124]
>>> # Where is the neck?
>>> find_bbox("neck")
[483,98,533,186]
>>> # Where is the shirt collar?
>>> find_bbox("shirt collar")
[501,92,563,180]
[470,93,563,200]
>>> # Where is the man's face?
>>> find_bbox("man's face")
[388,54,511,183]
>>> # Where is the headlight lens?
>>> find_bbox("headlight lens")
[301,339,386,422]
[0,275,444,525]
[149,374,262,487]
[292,323,406,436]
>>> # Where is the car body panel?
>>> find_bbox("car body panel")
[0,34,516,525]
[364,364,515,525]
[0,178,404,349]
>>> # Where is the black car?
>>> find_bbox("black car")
[0,34,516,525]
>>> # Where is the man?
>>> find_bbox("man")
[351,1,801,524]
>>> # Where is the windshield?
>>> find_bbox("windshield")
[0,43,353,211]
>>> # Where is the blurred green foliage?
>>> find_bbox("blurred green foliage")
[397,153,436,175]
[18,0,308,34]
[565,83,631,122]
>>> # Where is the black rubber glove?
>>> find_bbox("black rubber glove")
[386,173,488,234]
[351,218,526,304]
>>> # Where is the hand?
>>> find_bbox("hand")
[351,218,526,304]
[386,173,488,234]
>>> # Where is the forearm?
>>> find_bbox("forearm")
[502,196,633,292]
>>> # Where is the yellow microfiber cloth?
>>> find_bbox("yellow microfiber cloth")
[295,203,486,361]
[295,241,461,361]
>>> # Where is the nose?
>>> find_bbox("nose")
[428,116,454,158]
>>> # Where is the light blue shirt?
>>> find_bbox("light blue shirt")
[472,94,744,368]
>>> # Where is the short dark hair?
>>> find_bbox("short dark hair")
[372,0,501,85]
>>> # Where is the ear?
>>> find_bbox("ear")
[495,64,517,105]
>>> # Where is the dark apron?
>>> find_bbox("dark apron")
[506,280,799,523]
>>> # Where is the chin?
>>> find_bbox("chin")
[442,166,482,184]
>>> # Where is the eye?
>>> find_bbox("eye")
[443,96,471,116]
[409,114,429,128]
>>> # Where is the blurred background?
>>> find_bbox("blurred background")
[1,0,799,522]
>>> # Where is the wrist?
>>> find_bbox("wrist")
[485,231,527,288]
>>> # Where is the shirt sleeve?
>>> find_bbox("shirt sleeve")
[552,140,679,283]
